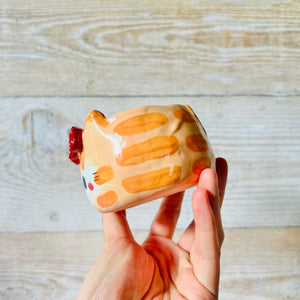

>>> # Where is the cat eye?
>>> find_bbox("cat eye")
[82,176,87,190]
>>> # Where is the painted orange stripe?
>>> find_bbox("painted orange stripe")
[94,165,114,185]
[86,110,108,127]
[97,191,118,208]
[173,109,195,123]
[113,113,168,136]
[192,157,211,174]
[80,149,85,170]
[116,136,179,166]
[122,166,181,193]
[185,135,208,152]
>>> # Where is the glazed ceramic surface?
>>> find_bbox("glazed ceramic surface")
[69,104,215,213]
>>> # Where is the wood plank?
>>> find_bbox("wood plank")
[0,228,299,299]
[0,0,299,96]
[0,97,299,232]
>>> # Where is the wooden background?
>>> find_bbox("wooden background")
[0,0,299,299]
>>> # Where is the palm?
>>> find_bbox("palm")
[78,158,228,300]
[142,234,217,299]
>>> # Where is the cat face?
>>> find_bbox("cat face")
[81,160,118,208]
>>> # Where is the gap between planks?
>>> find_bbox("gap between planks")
[1,225,300,235]
[1,93,299,98]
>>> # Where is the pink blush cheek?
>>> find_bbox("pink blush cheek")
[88,183,94,191]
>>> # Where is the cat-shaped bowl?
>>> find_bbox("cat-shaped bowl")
[69,104,215,213]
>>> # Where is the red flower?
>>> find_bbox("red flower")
[69,126,83,164]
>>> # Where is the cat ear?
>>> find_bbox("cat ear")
[85,110,108,127]
[184,105,207,135]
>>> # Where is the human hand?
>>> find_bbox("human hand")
[77,157,228,300]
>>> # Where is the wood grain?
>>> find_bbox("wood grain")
[0,228,299,300]
[0,97,299,232]
[0,0,299,96]
[1,2,299,299]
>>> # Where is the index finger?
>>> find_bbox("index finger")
[148,191,184,239]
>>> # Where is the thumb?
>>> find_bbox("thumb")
[102,210,134,245]
[190,186,220,297]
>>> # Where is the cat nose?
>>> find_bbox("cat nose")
[88,182,94,191]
